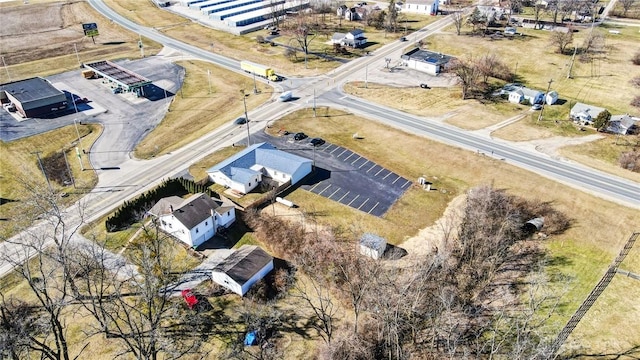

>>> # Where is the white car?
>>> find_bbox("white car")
[531,104,542,110]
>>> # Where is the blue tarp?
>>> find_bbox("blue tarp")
[244,331,257,346]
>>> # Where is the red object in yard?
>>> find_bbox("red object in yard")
[181,289,198,309]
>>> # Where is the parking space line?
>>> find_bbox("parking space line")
[347,194,360,206]
[308,182,322,192]
[338,191,350,202]
[337,149,347,158]
[375,168,385,176]
[328,187,341,199]
[367,164,377,173]
[383,171,393,180]
[344,152,354,161]
[401,179,411,188]
[359,160,370,169]
[350,156,361,165]
[323,144,336,153]
[317,184,332,195]
[357,198,369,210]
[368,202,379,214]
[330,146,341,154]
[392,175,401,184]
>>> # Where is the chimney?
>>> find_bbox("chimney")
[211,209,214,218]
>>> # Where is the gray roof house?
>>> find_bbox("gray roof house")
[570,102,607,124]
[359,233,387,260]
[211,245,274,296]
[508,86,544,104]
[605,114,637,135]
[401,48,454,75]
[148,193,236,248]
[207,142,312,195]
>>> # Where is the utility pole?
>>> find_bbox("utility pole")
[567,45,577,79]
[365,63,368,89]
[62,150,75,188]
[252,71,258,94]
[138,34,144,58]
[313,88,316,118]
[75,147,84,171]
[73,43,81,67]
[73,119,82,151]
[1,56,11,82]
[207,69,212,95]
[538,78,553,123]
[33,151,53,191]
[241,90,251,146]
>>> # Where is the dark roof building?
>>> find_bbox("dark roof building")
[211,245,274,296]
[401,48,454,75]
[0,77,68,118]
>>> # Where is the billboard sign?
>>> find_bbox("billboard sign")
[82,23,99,37]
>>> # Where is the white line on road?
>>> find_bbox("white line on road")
[317,184,332,195]
[367,164,377,173]
[375,168,385,176]
[392,176,401,184]
[338,191,350,202]
[344,152,355,161]
[328,187,341,198]
[347,194,360,206]
[359,160,370,169]
[351,156,362,165]
[383,171,392,180]
[357,198,369,210]
[368,202,379,214]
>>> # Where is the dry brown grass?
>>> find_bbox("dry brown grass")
[0,123,101,239]
[0,1,162,82]
[133,60,272,159]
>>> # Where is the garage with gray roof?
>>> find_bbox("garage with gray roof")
[0,77,68,118]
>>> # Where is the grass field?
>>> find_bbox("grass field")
[0,123,101,239]
[133,60,272,159]
[0,1,163,83]
[234,108,638,356]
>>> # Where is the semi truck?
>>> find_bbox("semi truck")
[240,60,280,81]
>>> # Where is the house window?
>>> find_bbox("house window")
[226,211,230,216]
[161,220,167,226]
[248,182,251,187]
[214,215,217,220]
[196,228,199,233]
[205,221,208,226]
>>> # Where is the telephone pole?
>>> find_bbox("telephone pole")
[567,45,577,79]
[33,151,53,191]
[241,90,251,146]
[538,78,553,123]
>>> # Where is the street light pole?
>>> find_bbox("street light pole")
[73,43,81,67]
[252,71,258,94]
[313,88,316,118]
[33,151,53,192]
[241,90,251,146]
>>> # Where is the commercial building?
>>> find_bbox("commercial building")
[0,77,68,118]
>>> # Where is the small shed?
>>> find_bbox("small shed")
[211,245,274,296]
[359,233,387,260]
[545,90,558,105]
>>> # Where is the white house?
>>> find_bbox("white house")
[148,193,236,248]
[605,114,637,135]
[403,0,439,15]
[507,86,544,105]
[359,233,387,260]
[545,90,559,105]
[570,102,606,125]
[401,48,454,76]
[341,29,367,48]
[211,245,274,296]
[207,142,312,194]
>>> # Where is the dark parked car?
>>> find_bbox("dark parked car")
[420,83,430,89]
[234,117,247,124]
[309,138,325,146]
[294,132,307,141]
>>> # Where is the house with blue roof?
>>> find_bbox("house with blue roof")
[207,143,313,194]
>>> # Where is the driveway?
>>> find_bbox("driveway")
[251,131,412,217]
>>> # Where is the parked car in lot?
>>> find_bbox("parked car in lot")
[309,138,325,146]
[531,104,542,110]
[294,132,307,141]
[234,116,247,124]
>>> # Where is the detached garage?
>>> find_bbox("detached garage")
[211,245,274,296]
[0,77,68,118]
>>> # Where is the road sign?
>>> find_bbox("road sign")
[82,23,99,37]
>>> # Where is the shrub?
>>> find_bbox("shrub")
[619,150,640,172]
[632,95,640,108]
[630,76,640,88]
[632,51,640,65]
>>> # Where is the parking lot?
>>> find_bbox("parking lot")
[251,132,412,217]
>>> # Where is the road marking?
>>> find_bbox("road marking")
[359,160,370,169]
[357,198,369,210]
[337,149,347,158]
[328,187,341,198]
[383,171,393,180]
[317,184,332,195]
[351,156,361,165]
[324,145,336,153]
[392,175,401,184]
[368,202,379,214]
[375,168,385,176]
[347,194,360,206]
[367,164,378,173]
[401,179,411,188]
[309,182,322,192]
[344,152,354,161]
[330,146,340,154]
[338,191,350,202]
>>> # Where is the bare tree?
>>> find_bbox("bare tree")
[549,30,573,54]
[283,13,319,68]
[619,0,636,16]
[386,0,399,33]
[290,272,337,343]
[451,11,465,36]
[448,57,480,99]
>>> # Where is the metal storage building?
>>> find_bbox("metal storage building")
[0,77,68,118]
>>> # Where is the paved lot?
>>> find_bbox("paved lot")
[1,57,183,169]
[252,132,412,217]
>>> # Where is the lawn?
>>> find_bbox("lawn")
[0,123,101,239]
[133,60,272,159]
